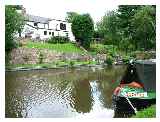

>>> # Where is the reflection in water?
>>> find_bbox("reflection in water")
[70,78,93,113]
[90,80,102,110]
[76,80,114,118]
[6,65,126,118]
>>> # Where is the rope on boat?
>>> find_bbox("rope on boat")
[125,96,137,114]
[120,87,137,114]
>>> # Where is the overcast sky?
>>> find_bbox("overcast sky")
[5,0,118,23]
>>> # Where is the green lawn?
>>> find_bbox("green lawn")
[24,41,85,54]
[132,105,156,118]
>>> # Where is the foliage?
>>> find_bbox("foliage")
[71,13,94,49]
[65,12,79,23]
[104,45,118,57]
[90,44,107,54]
[97,11,121,46]
[69,61,75,67]
[117,5,141,37]
[122,55,132,64]
[105,55,113,65]
[93,30,103,39]
[131,6,156,50]
[96,5,156,52]
[90,44,118,58]
[11,5,23,10]
[5,5,25,52]
[47,36,70,44]
[132,105,156,118]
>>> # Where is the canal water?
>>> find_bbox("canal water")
[5,65,126,118]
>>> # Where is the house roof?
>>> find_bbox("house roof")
[50,19,67,23]
[25,14,51,24]
[24,14,69,24]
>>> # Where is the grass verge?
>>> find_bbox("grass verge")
[6,60,98,70]
[132,105,156,118]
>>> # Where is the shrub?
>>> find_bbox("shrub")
[90,44,107,54]
[122,55,132,64]
[105,55,113,65]
[69,61,75,67]
[47,36,70,44]
[104,45,117,57]
[97,48,106,54]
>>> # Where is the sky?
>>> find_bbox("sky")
[5,0,118,23]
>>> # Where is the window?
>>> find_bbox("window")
[34,23,38,26]
[52,32,54,36]
[49,32,51,35]
[60,23,66,30]
[66,32,68,37]
[44,31,47,35]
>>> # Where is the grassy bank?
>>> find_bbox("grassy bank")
[24,41,85,54]
[132,105,156,118]
[6,60,98,70]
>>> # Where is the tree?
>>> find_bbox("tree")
[131,6,156,50]
[117,5,141,36]
[71,13,94,49]
[5,5,25,52]
[117,5,142,50]
[96,11,121,46]
[65,12,79,23]
[96,5,156,52]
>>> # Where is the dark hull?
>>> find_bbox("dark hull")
[112,94,156,118]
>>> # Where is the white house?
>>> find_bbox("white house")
[17,9,75,42]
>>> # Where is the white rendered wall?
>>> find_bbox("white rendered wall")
[20,19,75,41]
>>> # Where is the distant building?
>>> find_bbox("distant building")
[16,7,75,42]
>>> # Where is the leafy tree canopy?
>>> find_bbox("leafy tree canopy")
[5,5,25,52]
[96,5,156,51]
[71,13,94,49]
[65,12,79,23]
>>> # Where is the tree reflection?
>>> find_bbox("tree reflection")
[97,65,126,108]
[70,78,93,113]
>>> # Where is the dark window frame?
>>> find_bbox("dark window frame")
[66,32,69,37]
[52,32,54,36]
[60,23,66,30]
[44,31,47,35]
[34,22,38,26]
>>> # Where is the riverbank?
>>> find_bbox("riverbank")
[5,60,105,71]
[132,105,156,118]
[6,40,156,68]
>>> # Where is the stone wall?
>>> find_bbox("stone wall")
[9,47,93,64]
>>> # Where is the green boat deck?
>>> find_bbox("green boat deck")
[119,86,156,99]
